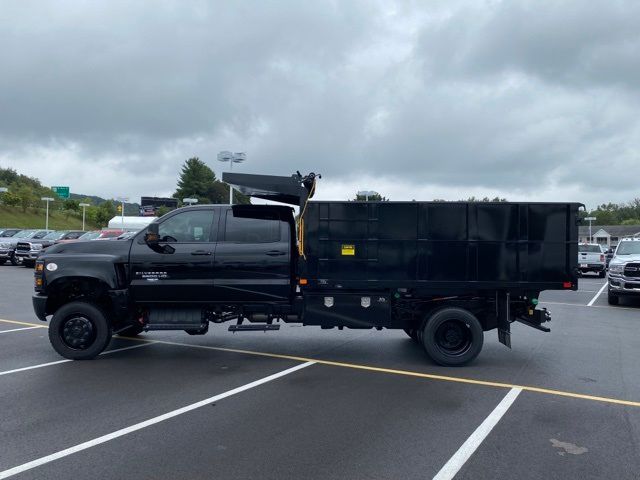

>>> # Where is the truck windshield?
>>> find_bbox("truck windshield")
[616,242,640,255]
[579,245,601,253]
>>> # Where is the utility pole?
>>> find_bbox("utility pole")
[79,203,90,230]
[585,216,596,242]
[217,151,246,204]
[41,197,54,230]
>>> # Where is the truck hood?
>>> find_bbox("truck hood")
[610,254,640,266]
[43,239,133,258]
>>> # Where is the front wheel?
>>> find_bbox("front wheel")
[10,253,21,266]
[598,270,606,278]
[49,302,112,359]
[421,307,484,367]
[607,289,619,305]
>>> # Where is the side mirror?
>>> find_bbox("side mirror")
[144,223,160,245]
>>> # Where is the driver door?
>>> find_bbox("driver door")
[129,208,218,304]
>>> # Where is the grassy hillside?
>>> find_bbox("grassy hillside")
[0,205,99,230]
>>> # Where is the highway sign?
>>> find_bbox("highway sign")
[51,186,70,199]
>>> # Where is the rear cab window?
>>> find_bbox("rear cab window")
[223,209,283,243]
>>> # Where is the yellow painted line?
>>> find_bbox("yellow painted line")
[0,318,47,329]
[4,318,640,408]
[131,337,640,408]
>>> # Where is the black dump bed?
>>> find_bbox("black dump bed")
[301,201,581,293]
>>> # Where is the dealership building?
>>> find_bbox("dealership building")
[578,225,640,247]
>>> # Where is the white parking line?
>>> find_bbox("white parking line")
[432,387,522,480]
[0,361,315,479]
[587,282,608,307]
[0,343,155,377]
[0,326,41,334]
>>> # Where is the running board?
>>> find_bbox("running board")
[147,323,208,331]
[228,324,280,332]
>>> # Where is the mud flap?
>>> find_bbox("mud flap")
[497,291,511,348]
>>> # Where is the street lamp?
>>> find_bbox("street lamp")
[217,151,246,205]
[585,216,596,243]
[79,203,91,230]
[183,198,198,206]
[41,197,54,230]
[116,197,129,228]
[357,190,379,202]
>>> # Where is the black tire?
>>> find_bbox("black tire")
[117,323,145,336]
[0,259,6,265]
[607,289,619,305]
[49,302,112,360]
[10,253,21,266]
[403,328,419,343]
[598,270,605,278]
[421,307,484,367]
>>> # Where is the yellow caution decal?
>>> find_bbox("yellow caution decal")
[341,244,355,256]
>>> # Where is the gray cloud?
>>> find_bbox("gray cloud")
[0,0,638,209]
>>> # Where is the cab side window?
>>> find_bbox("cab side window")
[158,210,214,243]
[224,211,280,243]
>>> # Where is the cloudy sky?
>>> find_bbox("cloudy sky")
[1,0,639,209]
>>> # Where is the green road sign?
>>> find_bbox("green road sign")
[51,186,70,199]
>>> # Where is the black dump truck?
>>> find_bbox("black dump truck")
[32,172,581,366]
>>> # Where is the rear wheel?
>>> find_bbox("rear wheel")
[49,302,112,359]
[421,307,484,366]
[607,289,619,305]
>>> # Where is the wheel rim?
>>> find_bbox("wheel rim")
[434,320,472,357]
[61,316,96,350]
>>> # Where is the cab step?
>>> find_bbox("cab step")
[228,324,280,332]
[146,308,206,331]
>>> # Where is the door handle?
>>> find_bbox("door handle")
[191,250,212,256]
[265,250,286,256]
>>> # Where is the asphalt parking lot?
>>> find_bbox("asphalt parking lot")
[0,266,639,479]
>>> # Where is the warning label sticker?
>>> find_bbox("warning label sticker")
[341,244,355,256]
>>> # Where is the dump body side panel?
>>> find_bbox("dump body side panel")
[300,201,580,293]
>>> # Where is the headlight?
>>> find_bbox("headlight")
[32,244,43,250]
[609,264,624,274]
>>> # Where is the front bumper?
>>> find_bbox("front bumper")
[32,294,48,321]
[15,251,40,260]
[0,248,13,258]
[608,275,640,295]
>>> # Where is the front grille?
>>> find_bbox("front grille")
[16,242,31,253]
[624,263,640,278]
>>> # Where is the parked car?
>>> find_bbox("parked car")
[68,230,124,242]
[0,228,22,238]
[115,230,139,240]
[607,238,640,305]
[15,231,85,267]
[577,243,606,277]
[0,229,52,265]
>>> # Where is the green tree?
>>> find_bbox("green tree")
[1,191,20,207]
[174,157,216,204]
[14,184,37,212]
[352,192,388,201]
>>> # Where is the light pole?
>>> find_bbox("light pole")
[217,151,246,205]
[41,197,54,230]
[79,203,91,230]
[116,197,129,228]
[183,198,198,206]
[357,190,379,202]
[585,216,596,243]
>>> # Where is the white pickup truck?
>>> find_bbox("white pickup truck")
[578,243,606,277]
